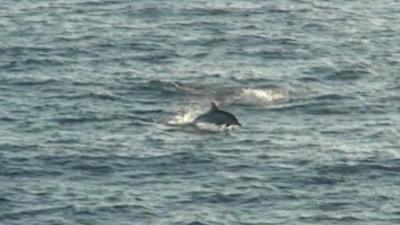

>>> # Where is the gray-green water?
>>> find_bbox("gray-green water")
[1,1,400,224]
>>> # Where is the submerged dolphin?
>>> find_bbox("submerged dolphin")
[193,102,241,127]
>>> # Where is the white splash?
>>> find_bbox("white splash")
[237,88,287,105]
[194,122,239,133]
[166,107,201,126]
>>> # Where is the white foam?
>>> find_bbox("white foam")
[194,122,239,133]
[166,107,202,126]
[237,88,287,105]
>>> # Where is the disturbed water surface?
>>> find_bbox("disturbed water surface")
[1,0,400,224]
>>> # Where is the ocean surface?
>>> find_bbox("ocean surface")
[1,0,400,224]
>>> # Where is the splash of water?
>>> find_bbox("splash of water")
[166,107,202,126]
[194,122,239,133]
[237,88,287,105]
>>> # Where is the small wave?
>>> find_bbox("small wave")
[53,117,101,124]
[22,58,64,67]
[315,159,400,177]
[299,215,362,222]
[86,91,119,101]
[235,88,287,105]
[1,168,63,178]
[55,35,98,43]
[327,69,370,81]
[182,7,231,16]
[0,46,54,55]
[2,77,58,86]
[63,91,118,101]
[187,191,243,204]
[143,80,202,96]
[71,164,114,175]
[95,204,154,214]
[312,93,354,101]
[1,205,73,220]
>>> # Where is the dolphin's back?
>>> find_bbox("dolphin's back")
[194,109,240,126]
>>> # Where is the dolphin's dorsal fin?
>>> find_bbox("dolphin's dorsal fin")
[210,101,219,111]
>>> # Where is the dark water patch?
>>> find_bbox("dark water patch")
[326,69,370,81]
[46,138,80,144]
[315,160,400,177]
[301,175,344,186]
[274,37,308,47]
[0,205,73,220]
[0,197,12,204]
[181,7,232,16]
[187,52,209,59]
[225,163,254,172]
[70,164,114,176]
[299,215,362,223]
[132,6,171,17]
[126,115,155,125]
[75,0,126,7]
[268,99,355,115]
[183,37,228,48]
[303,105,359,115]
[130,109,163,114]
[231,48,310,60]
[35,154,160,172]
[0,116,17,122]
[16,58,65,67]
[185,222,208,225]
[69,80,105,87]
[168,20,222,28]
[1,168,63,178]
[131,53,179,64]
[7,156,30,163]
[0,46,54,56]
[95,203,155,215]
[302,23,329,32]
[268,8,292,14]
[124,42,172,52]
[297,76,320,82]
[2,78,59,86]
[186,191,243,204]
[228,35,311,53]
[52,92,119,101]
[229,34,272,46]
[35,155,78,167]
[52,116,104,124]
[0,143,40,152]
[325,61,373,81]
[311,93,354,101]
[304,65,336,77]
[317,201,355,211]
[54,35,99,43]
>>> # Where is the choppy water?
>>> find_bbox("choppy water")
[1,0,400,224]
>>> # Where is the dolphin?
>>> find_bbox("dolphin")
[193,101,241,127]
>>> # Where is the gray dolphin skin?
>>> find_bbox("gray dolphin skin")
[193,102,241,127]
